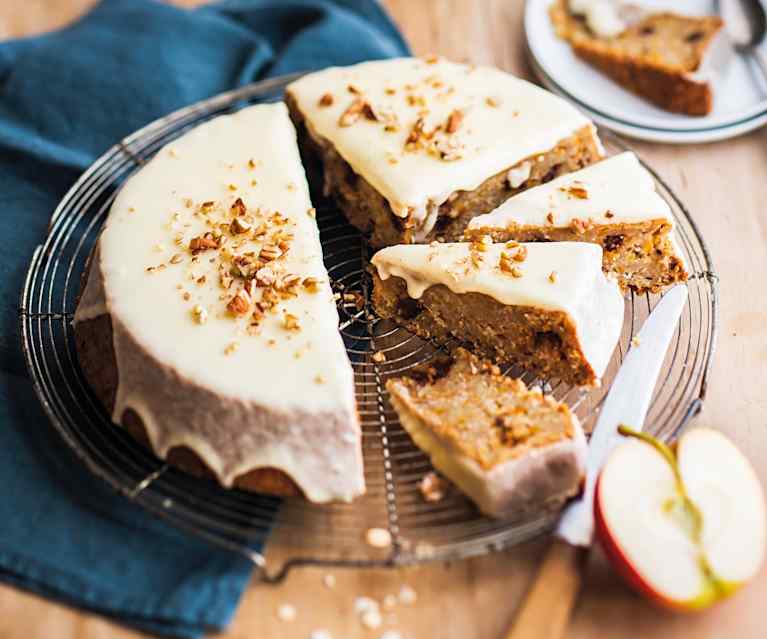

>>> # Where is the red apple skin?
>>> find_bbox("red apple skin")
[594,473,694,613]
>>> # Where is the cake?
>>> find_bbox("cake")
[465,152,688,293]
[74,103,365,503]
[371,241,624,387]
[286,56,603,248]
[386,348,588,518]
[550,0,725,116]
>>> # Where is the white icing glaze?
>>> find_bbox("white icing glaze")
[371,241,624,379]
[685,26,731,85]
[288,57,597,238]
[469,152,672,230]
[76,103,364,502]
[507,162,532,188]
[569,0,627,38]
[390,395,588,518]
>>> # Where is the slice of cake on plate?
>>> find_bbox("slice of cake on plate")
[74,103,365,503]
[465,152,688,293]
[386,348,588,518]
[286,56,603,247]
[371,241,624,387]
[550,0,725,116]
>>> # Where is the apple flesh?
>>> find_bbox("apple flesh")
[595,427,765,610]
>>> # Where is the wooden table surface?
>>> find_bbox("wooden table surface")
[2,1,766,638]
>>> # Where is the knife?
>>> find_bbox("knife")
[505,284,689,639]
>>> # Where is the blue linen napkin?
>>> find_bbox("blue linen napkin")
[0,1,409,637]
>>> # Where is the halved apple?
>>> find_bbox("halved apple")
[595,427,766,610]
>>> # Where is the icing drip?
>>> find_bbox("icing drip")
[75,103,364,503]
[371,241,624,379]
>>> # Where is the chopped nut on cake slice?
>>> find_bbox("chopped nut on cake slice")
[386,348,587,518]
[286,57,603,248]
[466,152,688,294]
[371,241,624,387]
[73,103,364,505]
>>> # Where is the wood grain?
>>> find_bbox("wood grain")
[2,1,766,638]
[505,540,587,639]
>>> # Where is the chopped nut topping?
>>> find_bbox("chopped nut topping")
[227,289,251,316]
[224,341,239,356]
[227,184,237,191]
[424,53,439,64]
[372,351,386,363]
[605,210,614,218]
[200,200,215,211]
[546,212,555,225]
[347,83,363,94]
[398,585,417,605]
[230,197,246,217]
[564,185,588,199]
[384,87,396,95]
[169,253,183,264]
[571,217,593,234]
[189,232,220,254]
[339,98,367,126]
[404,117,427,151]
[230,216,251,234]
[314,374,325,384]
[255,266,276,287]
[219,269,233,289]
[192,305,208,324]
[283,313,300,331]
[302,277,321,292]
[511,245,527,262]
[548,271,557,283]
[259,243,282,262]
[248,158,256,169]
[277,604,296,622]
[322,574,336,588]
[632,336,641,347]
[365,527,392,548]
[499,252,523,277]
[485,96,501,107]
[183,292,191,302]
[342,291,365,310]
[307,207,316,219]
[419,472,447,502]
[445,109,464,134]
[318,92,334,107]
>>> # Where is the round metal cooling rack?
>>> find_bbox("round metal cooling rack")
[20,74,719,582]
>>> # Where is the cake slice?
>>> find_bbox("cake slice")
[550,0,725,116]
[371,241,624,387]
[386,348,588,518]
[74,103,364,503]
[286,56,603,247]
[465,152,688,293]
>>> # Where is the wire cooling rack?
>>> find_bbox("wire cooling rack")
[20,74,718,582]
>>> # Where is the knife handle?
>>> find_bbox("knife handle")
[504,539,588,639]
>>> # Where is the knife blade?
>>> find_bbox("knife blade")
[556,284,689,547]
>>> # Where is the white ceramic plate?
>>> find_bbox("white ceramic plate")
[524,0,767,142]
